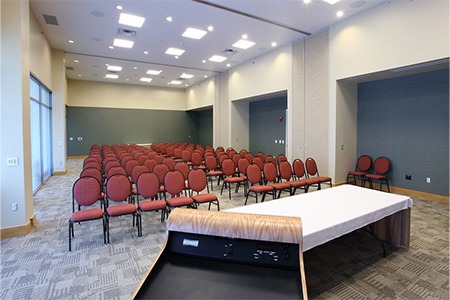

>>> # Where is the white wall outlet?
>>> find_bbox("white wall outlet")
[7,157,19,166]
[77,137,83,141]
[11,203,18,211]
[426,177,431,183]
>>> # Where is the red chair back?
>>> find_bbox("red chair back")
[188,168,207,192]
[357,155,372,172]
[373,157,390,175]
[279,160,293,181]
[136,172,160,199]
[164,170,185,195]
[73,176,102,207]
[153,163,170,185]
[263,162,278,182]
[293,159,306,179]
[246,164,262,184]
[106,174,131,203]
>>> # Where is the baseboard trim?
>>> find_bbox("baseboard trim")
[68,155,88,159]
[53,170,67,176]
[0,214,36,239]
[334,182,448,204]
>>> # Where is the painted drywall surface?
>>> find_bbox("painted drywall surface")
[249,97,287,156]
[357,69,449,196]
[1,0,33,228]
[67,107,199,156]
[51,49,67,173]
[186,77,215,110]
[29,9,52,89]
[197,109,213,147]
[329,0,449,181]
[330,1,449,80]
[228,44,292,102]
[68,80,186,110]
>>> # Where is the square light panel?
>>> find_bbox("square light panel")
[146,69,162,75]
[105,74,119,79]
[113,38,134,48]
[182,27,207,39]
[180,73,194,79]
[107,65,122,71]
[322,0,341,4]
[232,39,255,49]
[119,13,145,28]
[140,77,152,82]
[170,80,182,85]
[165,47,185,56]
[209,55,227,63]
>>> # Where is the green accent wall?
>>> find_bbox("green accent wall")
[249,97,287,156]
[357,68,449,196]
[67,106,199,155]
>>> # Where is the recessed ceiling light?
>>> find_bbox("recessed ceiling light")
[146,69,162,75]
[74,60,79,63]
[115,5,123,10]
[323,0,342,4]
[336,10,344,17]
[107,65,122,72]
[166,16,173,22]
[126,79,130,81]
[233,39,255,49]
[143,51,149,55]
[68,40,74,44]
[119,13,145,28]
[113,38,134,48]
[105,74,119,79]
[204,75,208,78]
[133,66,138,70]
[109,46,114,49]
[202,60,206,63]
[271,42,277,47]
[175,56,179,59]
[182,27,207,40]
[170,80,182,85]
[78,74,82,77]
[165,47,185,56]
[226,64,231,67]
[140,77,152,83]
[241,34,248,40]
[209,55,227,62]
[180,73,194,79]
[207,26,214,31]
[303,0,311,4]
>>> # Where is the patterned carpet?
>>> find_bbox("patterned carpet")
[0,159,448,299]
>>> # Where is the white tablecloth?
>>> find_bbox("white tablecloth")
[225,184,413,251]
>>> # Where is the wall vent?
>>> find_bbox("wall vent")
[65,66,74,71]
[118,28,137,38]
[43,14,59,26]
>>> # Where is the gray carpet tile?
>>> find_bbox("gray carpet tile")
[0,159,448,299]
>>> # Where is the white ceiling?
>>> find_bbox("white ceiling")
[30,0,386,89]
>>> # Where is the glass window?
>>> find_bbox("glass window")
[30,76,52,193]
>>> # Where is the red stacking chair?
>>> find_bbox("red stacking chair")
[105,174,141,243]
[188,168,219,210]
[347,155,372,186]
[136,172,167,229]
[364,157,390,192]
[245,163,274,205]
[68,176,105,251]
[305,157,332,191]
[163,170,194,214]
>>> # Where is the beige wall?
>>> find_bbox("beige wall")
[29,9,52,88]
[68,79,186,110]
[186,77,215,110]
[329,0,449,182]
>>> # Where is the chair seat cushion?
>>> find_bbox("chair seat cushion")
[288,180,308,188]
[270,182,291,190]
[192,194,218,203]
[348,171,366,177]
[224,177,245,183]
[139,200,166,211]
[107,204,136,216]
[166,197,193,207]
[365,174,387,180]
[250,185,274,193]
[207,171,223,176]
[71,208,103,222]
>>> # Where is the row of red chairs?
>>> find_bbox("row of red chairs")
[69,144,221,251]
[347,155,391,192]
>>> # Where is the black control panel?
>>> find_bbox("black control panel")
[167,231,300,269]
